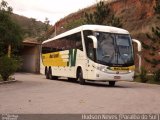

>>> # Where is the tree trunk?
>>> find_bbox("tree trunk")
[8,44,11,58]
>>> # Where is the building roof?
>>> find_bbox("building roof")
[23,37,41,45]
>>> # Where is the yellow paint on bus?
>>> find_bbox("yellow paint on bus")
[42,51,69,67]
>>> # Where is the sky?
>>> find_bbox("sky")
[6,0,98,25]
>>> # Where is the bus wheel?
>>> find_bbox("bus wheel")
[48,68,53,80]
[68,78,76,81]
[78,69,85,85]
[52,76,58,80]
[45,68,49,79]
[109,81,116,87]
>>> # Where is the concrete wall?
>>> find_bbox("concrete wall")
[20,44,40,73]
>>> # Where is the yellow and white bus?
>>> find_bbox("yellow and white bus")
[41,25,141,86]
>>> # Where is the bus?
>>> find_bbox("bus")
[41,25,141,86]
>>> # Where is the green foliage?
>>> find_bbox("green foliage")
[22,18,46,38]
[85,12,94,24]
[1,1,48,40]
[0,56,20,81]
[84,1,109,25]
[64,18,85,30]
[110,15,123,28]
[153,69,160,82]
[84,1,122,28]
[0,0,23,56]
[0,0,12,13]
[151,59,160,67]
[139,67,148,83]
[44,17,50,32]
[155,0,160,14]
[141,41,150,50]
[94,1,109,24]
[144,57,160,67]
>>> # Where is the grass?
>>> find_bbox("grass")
[134,75,160,85]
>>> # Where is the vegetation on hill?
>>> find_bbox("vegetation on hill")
[11,14,51,40]
[142,0,160,69]
[0,0,23,57]
[84,1,110,25]
[138,0,160,82]
[84,1,122,27]
[61,1,122,32]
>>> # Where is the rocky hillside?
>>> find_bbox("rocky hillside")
[111,0,157,37]
[47,0,159,72]
[50,0,158,37]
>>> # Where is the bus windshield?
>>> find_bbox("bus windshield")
[95,32,134,67]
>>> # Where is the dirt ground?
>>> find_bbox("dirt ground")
[0,73,160,114]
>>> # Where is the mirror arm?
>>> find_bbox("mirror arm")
[87,36,97,48]
[132,39,142,73]
[132,39,142,52]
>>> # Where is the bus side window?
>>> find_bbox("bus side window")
[42,42,52,54]
[75,32,83,51]
[76,41,83,51]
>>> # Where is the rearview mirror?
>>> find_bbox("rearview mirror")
[87,36,97,48]
[132,39,142,52]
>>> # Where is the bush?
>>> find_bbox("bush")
[139,67,148,83]
[153,69,160,82]
[0,56,20,81]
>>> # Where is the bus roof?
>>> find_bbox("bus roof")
[43,25,130,44]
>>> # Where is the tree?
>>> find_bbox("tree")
[44,17,50,31]
[85,1,109,25]
[0,0,23,81]
[84,1,122,27]
[110,15,123,28]
[0,0,23,57]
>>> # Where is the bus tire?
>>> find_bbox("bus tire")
[45,67,49,79]
[109,81,116,87]
[52,76,58,80]
[78,69,85,85]
[48,68,53,80]
[68,78,76,81]
[48,67,58,80]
